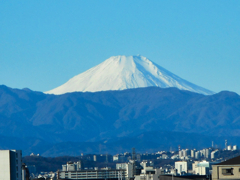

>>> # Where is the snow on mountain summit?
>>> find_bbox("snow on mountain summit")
[45,55,214,95]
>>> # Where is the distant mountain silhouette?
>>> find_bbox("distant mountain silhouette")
[0,85,240,156]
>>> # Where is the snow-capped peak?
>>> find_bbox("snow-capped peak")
[45,55,214,95]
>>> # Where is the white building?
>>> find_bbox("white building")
[61,161,83,172]
[171,155,178,160]
[22,164,29,180]
[58,168,125,180]
[232,145,237,150]
[192,160,209,175]
[38,172,56,180]
[113,154,120,161]
[175,161,192,175]
[191,149,196,158]
[183,149,190,157]
[195,151,200,159]
[179,150,183,158]
[59,162,126,180]
[179,149,190,159]
[59,160,138,180]
[205,148,211,159]
[0,150,22,180]
[116,160,136,179]
[135,161,164,180]
[211,150,219,159]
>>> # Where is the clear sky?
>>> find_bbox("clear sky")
[0,0,239,94]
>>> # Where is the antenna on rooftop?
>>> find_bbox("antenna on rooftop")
[225,140,227,150]
[106,153,108,163]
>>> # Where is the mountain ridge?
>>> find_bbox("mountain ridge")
[1,85,240,155]
[1,85,240,140]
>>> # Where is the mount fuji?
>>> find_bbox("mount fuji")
[46,55,214,95]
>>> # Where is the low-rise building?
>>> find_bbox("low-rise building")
[192,160,214,176]
[135,161,164,180]
[212,155,240,180]
[58,160,140,180]
[58,167,126,180]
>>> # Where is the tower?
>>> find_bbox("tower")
[132,148,136,161]
[106,153,108,163]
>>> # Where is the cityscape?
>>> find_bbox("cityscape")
[3,140,240,180]
[1,1,240,180]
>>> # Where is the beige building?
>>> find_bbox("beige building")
[212,155,240,180]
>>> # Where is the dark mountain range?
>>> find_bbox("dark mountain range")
[0,85,240,156]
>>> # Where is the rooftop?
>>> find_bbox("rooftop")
[217,155,240,165]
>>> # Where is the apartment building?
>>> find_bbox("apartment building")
[0,150,22,180]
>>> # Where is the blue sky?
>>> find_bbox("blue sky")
[0,0,240,94]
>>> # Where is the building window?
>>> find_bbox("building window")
[222,168,233,175]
